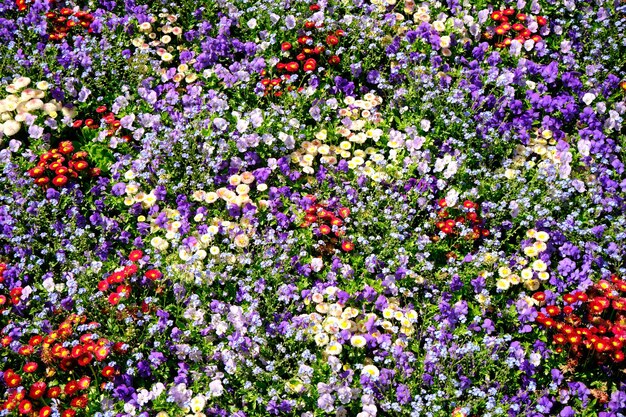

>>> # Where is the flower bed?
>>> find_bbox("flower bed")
[1,0,626,416]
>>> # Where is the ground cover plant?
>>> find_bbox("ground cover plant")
[1,0,626,415]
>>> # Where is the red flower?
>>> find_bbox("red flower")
[29,382,47,399]
[77,353,93,367]
[502,8,515,16]
[563,293,576,304]
[73,160,89,171]
[532,292,546,302]
[124,264,139,277]
[107,271,124,284]
[18,400,33,415]
[281,42,292,51]
[47,386,61,398]
[285,62,299,73]
[52,175,68,187]
[546,305,560,316]
[95,105,107,113]
[330,217,343,227]
[64,380,79,396]
[98,280,109,292]
[70,394,88,408]
[71,345,85,359]
[77,376,91,390]
[129,250,143,262]
[22,362,38,373]
[338,207,350,218]
[341,240,355,252]
[326,34,339,46]
[40,406,52,417]
[61,410,76,417]
[536,16,547,26]
[303,58,317,72]
[4,370,21,387]
[145,269,162,281]
[108,292,121,305]
[94,346,110,361]
[18,345,34,356]
[28,335,42,346]
[297,36,311,45]
[1,335,12,346]
[116,285,131,297]
[319,225,331,235]
[328,55,341,65]
[101,366,115,378]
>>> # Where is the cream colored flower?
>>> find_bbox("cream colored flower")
[532,260,547,272]
[325,342,342,355]
[496,279,510,291]
[350,335,366,348]
[361,365,379,379]
[314,333,329,346]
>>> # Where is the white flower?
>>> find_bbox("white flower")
[43,277,55,292]
[234,234,249,248]
[445,188,459,207]
[496,279,510,291]
[209,380,224,397]
[2,120,21,136]
[582,92,596,106]
[361,365,380,379]
[350,335,367,348]
[311,257,324,272]
[190,395,206,413]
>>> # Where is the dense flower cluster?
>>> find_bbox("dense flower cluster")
[1,0,626,416]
